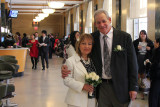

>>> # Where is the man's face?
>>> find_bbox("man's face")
[35,33,38,37]
[42,33,46,37]
[95,13,112,34]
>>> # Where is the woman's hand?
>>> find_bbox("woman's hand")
[146,46,151,51]
[138,45,142,50]
[82,84,94,92]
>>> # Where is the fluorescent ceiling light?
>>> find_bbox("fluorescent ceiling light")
[33,18,41,22]
[48,2,64,8]
[38,13,49,18]
[42,9,55,14]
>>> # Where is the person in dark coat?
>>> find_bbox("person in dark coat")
[22,33,29,47]
[38,30,49,70]
[2,33,15,48]
[133,30,154,99]
[148,38,160,107]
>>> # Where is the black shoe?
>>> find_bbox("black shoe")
[46,65,49,69]
[32,65,34,69]
[42,68,45,70]
[34,66,37,70]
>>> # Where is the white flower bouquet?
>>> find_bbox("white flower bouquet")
[85,72,102,98]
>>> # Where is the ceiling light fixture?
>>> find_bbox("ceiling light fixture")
[38,13,49,18]
[48,2,64,8]
[42,9,55,14]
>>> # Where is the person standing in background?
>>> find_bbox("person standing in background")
[149,38,160,107]
[28,34,39,70]
[22,33,29,47]
[15,32,22,46]
[133,30,154,99]
[35,32,40,62]
[38,30,49,70]
[35,32,39,40]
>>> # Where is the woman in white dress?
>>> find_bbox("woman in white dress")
[63,34,96,107]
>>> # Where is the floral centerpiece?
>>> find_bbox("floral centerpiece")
[85,72,102,98]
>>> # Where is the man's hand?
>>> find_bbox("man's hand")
[129,91,137,101]
[61,65,71,79]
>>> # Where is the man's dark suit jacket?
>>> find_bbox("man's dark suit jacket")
[91,28,138,103]
[38,36,50,53]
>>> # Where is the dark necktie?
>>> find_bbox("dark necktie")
[103,35,111,77]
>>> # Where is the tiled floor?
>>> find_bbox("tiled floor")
[9,54,148,107]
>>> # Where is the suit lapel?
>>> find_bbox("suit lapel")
[95,31,102,64]
[74,54,88,75]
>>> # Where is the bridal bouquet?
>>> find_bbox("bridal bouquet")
[85,72,102,98]
[26,43,33,48]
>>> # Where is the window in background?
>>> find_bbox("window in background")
[66,11,70,37]
[103,0,112,19]
[134,17,147,40]
[74,7,79,31]
[85,1,92,33]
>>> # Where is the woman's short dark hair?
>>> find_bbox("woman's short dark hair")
[23,33,27,37]
[70,31,79,48]
[42,30,47,35]
[16,32,21,36]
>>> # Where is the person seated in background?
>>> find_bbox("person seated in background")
[22,33,29,47]
[2,33,15,48]
[148,38,160,107]
[55,39,64,58]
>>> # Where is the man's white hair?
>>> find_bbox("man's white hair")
[94,9,110,21]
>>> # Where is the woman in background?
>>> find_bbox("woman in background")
[149,38,160,107]
[28,34,39,70]
[66,31,80,58]
[15,32,22,46]
[133,30,154,99]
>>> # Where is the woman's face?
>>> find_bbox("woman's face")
[140,32,147,41]
[154,40,159,49]
[31,35,35,40]
[75,32,80,41]
[79,38,92,57]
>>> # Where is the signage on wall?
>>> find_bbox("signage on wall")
[32,22,39,27]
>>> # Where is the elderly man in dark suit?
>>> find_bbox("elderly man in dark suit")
[39,30,49,70]
[62,9,138,107]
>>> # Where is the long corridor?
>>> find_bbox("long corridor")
[10,54,148,107]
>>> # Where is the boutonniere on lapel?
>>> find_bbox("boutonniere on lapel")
[113,45,124,52]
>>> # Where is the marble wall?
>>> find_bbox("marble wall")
[148,0,156,41]
[155,0,160,39]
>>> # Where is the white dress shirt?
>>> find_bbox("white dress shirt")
[43,36,46,42]
[100,27,113,79]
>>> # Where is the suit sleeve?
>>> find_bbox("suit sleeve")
[63,59,84,93]
[127,35,139,91]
